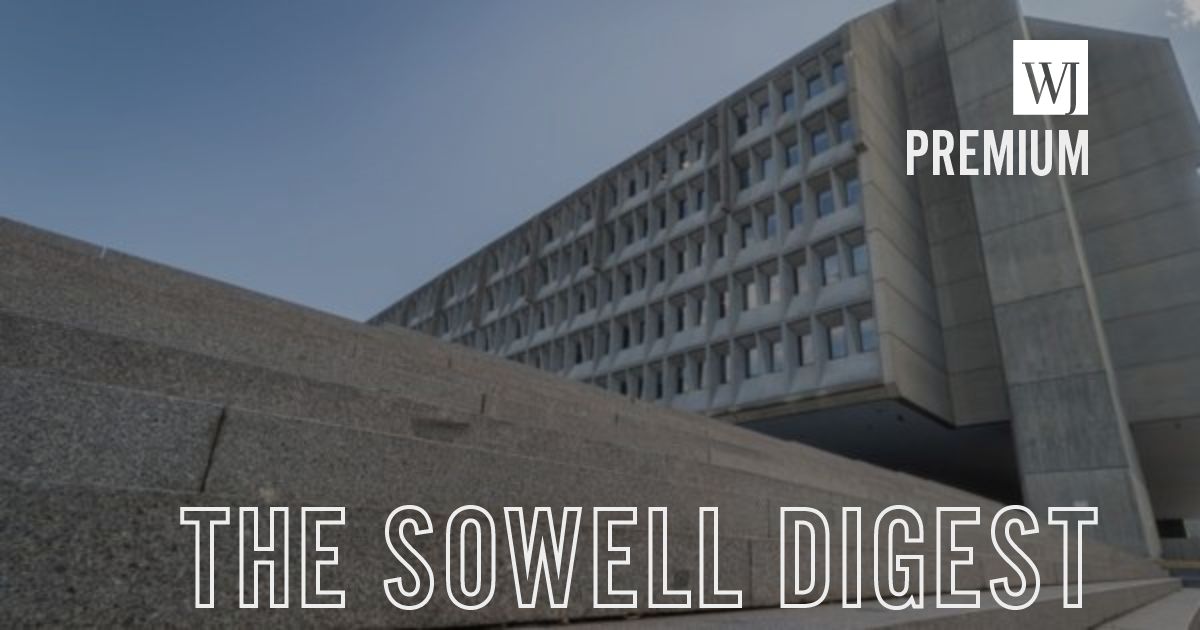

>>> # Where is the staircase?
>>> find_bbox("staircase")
[0,217,1181,627]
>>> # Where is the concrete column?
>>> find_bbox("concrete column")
[931,0,1159,556]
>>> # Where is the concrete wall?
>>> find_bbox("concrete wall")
[893,0,1013,428]
[924,0,1160,556]
[848,7,952,422]
[1031,19,1200,526]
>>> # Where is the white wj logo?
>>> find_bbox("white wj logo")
[1012,40,1088,116]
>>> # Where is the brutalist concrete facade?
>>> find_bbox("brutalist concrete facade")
[373,0,1200,558]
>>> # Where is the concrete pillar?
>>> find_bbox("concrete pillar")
[929,0,1159,556]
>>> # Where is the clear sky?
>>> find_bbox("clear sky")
[2,0,1198,321]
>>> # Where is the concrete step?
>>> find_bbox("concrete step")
[0,367,1157,586]
[0,476,757,627]
[0,477,1169,629]
[1097,587,1200,630]
[0,286,974,513]
[0,367,1000,549]
[555,578,1183,629]
[0,312,870,494]
[0,308,1020,536]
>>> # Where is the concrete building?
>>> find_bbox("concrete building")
[372,0,1200,560]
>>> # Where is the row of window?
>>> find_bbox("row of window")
[471,232,869,355]
[448,168,863,338]
[572,306,877,400]
[734,59,847,137]
[734,113,854,192]
[488,167,860,314]
[414,163,861,335]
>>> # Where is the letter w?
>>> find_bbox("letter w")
[1023,62,1078,115]
[504,507,582,608]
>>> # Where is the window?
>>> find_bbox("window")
[831,60,846,85]
[581,246,590,265]
[623,272,633,295]
[817,187,835,217]
[742,277,758,310]
[656,312,665,337]
[793,261,809,295]
[807,74,824,98]
[811,128,830,155]
[769,338,784,373]
[838,116,854,142]
[693,357,705,389]
[764,211,779,239]
[677,197,688,220]
[738,165,752,190]
[676,303,686,331]
[760,155,773,181]
[676,365,686,394]
[695,189,706,211]
[827,322,847,359]
[717,287,729,319]
[797,331,813,366]
[678,149,688,168]
[658,207,667,229]
[736,114,749,136]
[717,352,730,384]
[758,102,770,125]
[851,242,869,276]
[844,175,862,207]
[628,179,637,198]
[785,142,800,168]
[621,325,631,349]
[676,249,686,274]
[790,199,804,228]
[820,250,840,286]
[859,315,879,352]
[767,269,782,303]
[658,257,667,281]
[740,221,754,248]
[655,371,664,399]
[716,231,727,258]
[782,89,795,112]
[744,344,761,378]
[575,342,584,364]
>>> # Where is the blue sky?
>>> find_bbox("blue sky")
[2,0,1197,320]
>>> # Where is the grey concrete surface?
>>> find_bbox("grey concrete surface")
[1097,587,1200,630]
[3,0,1198,625]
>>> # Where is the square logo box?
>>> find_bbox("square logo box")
[1013,40,1088,116]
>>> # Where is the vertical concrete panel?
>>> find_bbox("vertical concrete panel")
[930,0,1159,556]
